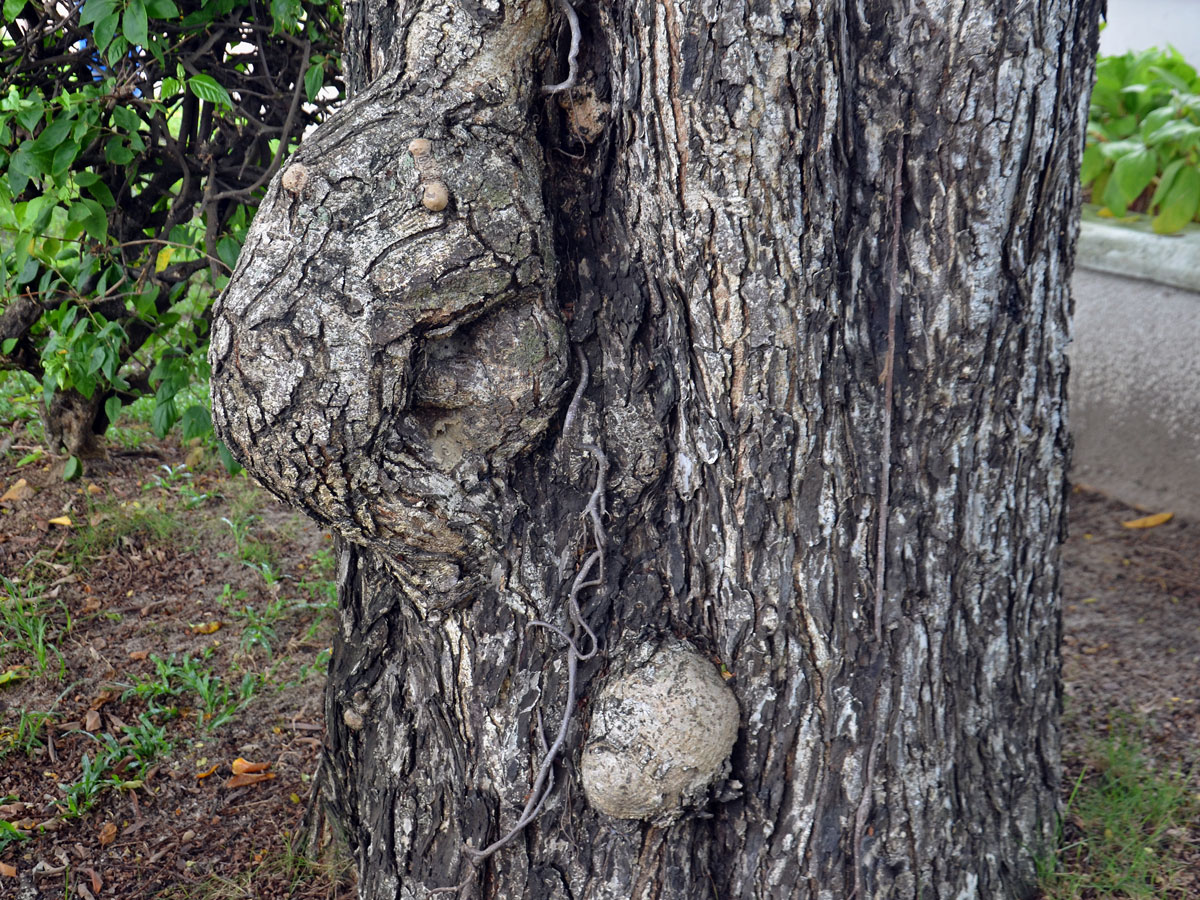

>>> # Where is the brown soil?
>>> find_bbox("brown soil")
[0,432,1197,898]
[0,434,351,899]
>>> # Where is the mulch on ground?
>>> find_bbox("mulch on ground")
[0,434,349,898]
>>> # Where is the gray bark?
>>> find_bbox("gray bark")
[210,1,1103,897]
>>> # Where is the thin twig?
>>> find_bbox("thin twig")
[542,0,581,95]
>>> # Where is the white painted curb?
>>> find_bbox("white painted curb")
[1076,208,1200,294]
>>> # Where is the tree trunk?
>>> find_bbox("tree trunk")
[210,1,1102,897]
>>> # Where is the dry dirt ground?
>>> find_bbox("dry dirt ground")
[0,433,1197,898]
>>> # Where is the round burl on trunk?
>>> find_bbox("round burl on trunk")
[581,641,739,823]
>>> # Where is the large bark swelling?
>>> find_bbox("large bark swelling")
[211,1,1102,897]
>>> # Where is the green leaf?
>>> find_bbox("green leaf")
[94,11,120,51]
[104,395,123,426]
[270,0,302,30]
[16,257,39,286]
[1151,158,1187,209]
[216,235,241,270]
[1139,106,1176,141]
[84,179,116,208]
[79,0,118,25]
[1080,142,1105,186]
[187,75,233,109]
[1106,113,1139,139]
[68,199,109,241]
[3,0,26,22]
[105,137,135,165]
[215,441,242,475]
[1110,146,1158,207]
[1097,139,1144,161]
[1145,120,1200,147]
[31,116,73,153]
[8,149,37,193]
[304,59,324,102]
[1152,165,1200,234]
[144,0,178,16]
[123,0,149,47]
[51,139,80,175]
[15,99,44,134]
[2,338,17,354]
[151,397,178,438]
[88,345,108,376]
[180,404,212,441]
[1148,64,1191,93]
[63,456,83,482]
[112,106,141,133]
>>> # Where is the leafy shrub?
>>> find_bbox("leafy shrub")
[1084,46,1200,233]
[0,0,342,457]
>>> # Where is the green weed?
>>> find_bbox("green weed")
[1,709,57,758]
[124,653,259,731]
[143,463,218,508]
[0,817,29,854]
[56,744,124,819]
[0,576,68,678]
[123,713,174,766]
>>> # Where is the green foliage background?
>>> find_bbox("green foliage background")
[1084,45,1200,232]
[0,0,341,462]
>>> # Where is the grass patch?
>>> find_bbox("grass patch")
[66,494,189,564]
[1042,729,1198,899]
[0,576,69,679]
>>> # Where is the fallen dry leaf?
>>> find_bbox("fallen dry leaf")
[0,478,33,504]
[0,861,15,877]
[82,866,103,893]
[225,772,276,788]
[84,710,101,732]
[128,650,149,661]
[47,515,72,527]
[196,763,219,779]
[97,821,118,845]
[86,483,103,496]
[189,621,222,635]
[1121,511,1174,529]
[231,758,271,775]
[81,597,102,614]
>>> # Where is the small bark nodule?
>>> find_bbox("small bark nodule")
[212,1,1104,897]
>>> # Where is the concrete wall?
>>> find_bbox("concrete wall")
[1101,0,1200,65]
[1070,266,1200,518]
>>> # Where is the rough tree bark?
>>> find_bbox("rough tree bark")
[211,1,1102,897]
